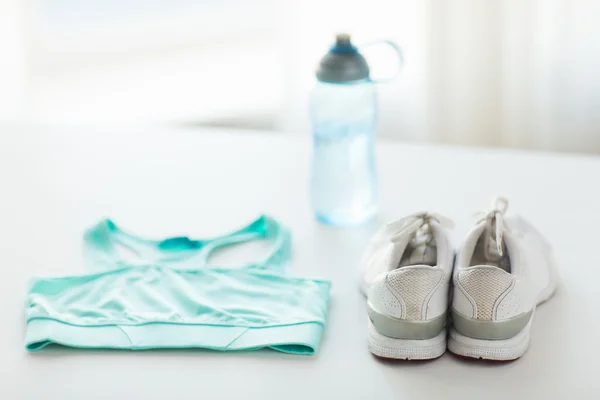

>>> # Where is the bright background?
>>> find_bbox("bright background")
[1,0,599,153]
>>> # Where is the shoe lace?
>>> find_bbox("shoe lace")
[474,196,509,258]
[388,212,455,244]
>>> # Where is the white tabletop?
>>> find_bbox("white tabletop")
[1,125,599,399]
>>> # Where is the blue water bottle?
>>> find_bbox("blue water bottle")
[310,33,403,226]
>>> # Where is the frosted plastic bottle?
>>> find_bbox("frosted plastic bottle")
[310,34,402,226]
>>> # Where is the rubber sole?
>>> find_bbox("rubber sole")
[368,320,446,360]
[447,263,557,361]
[448,318,532,360]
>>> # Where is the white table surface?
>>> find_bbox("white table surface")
[1,125,599,399]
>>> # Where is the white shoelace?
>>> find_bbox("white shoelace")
[475,196,509,257]
[388,212,455,244]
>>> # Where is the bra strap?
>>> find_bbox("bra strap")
[198,215,291,268]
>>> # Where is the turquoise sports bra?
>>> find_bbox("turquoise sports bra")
[25,216,331,355]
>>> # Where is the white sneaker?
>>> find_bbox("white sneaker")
[359,212,454,360]
[448,197,557,360]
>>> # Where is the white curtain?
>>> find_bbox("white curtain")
[428,0,600,153]
[0,0,279,126]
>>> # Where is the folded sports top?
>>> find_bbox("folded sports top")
[25,216,331,355]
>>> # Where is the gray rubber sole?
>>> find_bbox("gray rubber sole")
[451,309,533,340]
[367,302,447,340]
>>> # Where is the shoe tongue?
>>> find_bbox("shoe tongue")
[477,221,511,271]
[406,242,437,266]
[388,224,438,269]
[482,222,505,262]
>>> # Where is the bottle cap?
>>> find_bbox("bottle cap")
[316,33,370,83]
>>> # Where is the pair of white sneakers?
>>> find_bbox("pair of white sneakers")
[359,197,557,361]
